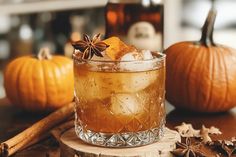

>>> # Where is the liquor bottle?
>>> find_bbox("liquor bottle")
[10,16,33,58]
[105,0,164,51]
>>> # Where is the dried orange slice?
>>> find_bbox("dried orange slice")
[103,37,136,60]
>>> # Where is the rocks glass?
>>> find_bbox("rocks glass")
[74,52,166,147]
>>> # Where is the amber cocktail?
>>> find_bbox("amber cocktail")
[73,35,165,147]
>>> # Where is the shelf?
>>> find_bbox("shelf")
[0,0,107,15]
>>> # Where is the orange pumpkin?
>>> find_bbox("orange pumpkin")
[165,9,236,112]
[4,48,74,112]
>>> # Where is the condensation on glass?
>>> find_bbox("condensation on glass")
[73,52,166,147]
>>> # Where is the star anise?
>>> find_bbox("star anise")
[208,139,236,157]
[171,138,206,157]
[72,34,109,59]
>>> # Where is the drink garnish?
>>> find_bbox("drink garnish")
[103,37,136,60]
[72,34,109,59]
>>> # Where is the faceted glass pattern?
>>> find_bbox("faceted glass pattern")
[74,53,166,147]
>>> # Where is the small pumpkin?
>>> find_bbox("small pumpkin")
[4,48,74,112]
[165,9,236,112]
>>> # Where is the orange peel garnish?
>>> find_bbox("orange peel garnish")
[103,37,136,60]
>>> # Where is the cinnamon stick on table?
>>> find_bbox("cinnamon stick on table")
[0,102,75,157]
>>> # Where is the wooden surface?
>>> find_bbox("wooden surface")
[0,97,235,157]
[59,128,180,157]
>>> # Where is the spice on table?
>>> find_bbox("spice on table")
[171,137,206,157]
[0,102,74,157]
[200,125,222,143]
[175,122,222,142]
[174,123,235,156]
[175,122,200,138]
[208,139,236,157]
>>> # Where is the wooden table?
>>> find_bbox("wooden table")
[0,97,235,157]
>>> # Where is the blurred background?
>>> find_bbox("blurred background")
[0,0,236,98]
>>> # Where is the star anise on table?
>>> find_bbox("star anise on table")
[171,138,206,157]
[208,139,236,157]
[72,33,109,59]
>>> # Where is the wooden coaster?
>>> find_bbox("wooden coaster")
[59,128,180,157]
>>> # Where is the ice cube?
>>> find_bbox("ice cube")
[110,93,143,116]
[119,57,153,72]
[75,71,157,101]
[119,71,157,92]
[141,50,153,60]
[120,53,141,71]
[119,50,154,71]
[74,73,112,101]
[120,52,142,61]
[120,50,153,61]
[74,62,158,99]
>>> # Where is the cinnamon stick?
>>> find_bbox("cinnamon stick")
[0,102,75,157]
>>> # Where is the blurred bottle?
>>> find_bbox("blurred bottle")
[64,15,84,58]
[35,12,56,54]
[10,16,33,58]
[105,0,164,51]
[0,15,10,60]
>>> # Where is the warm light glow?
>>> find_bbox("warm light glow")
[107,11,117,25]
[71,32,81,42]
[19,24,32,40]
[152,0,162,4]
[142,0,150,7]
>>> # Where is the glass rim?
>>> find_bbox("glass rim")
[73,51,166,64]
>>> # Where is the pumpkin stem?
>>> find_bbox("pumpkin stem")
[200,8,217,47]
[37,48,52,60]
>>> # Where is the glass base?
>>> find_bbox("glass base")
[75,123,165,147]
